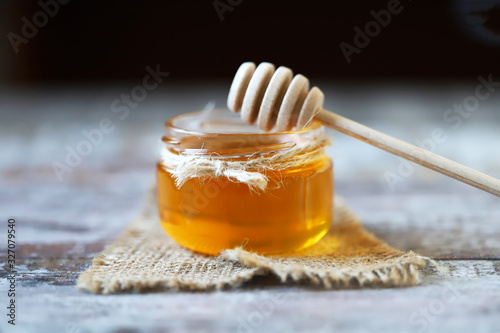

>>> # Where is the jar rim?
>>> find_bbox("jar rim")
[165,109,322,137]
[163,109,326,156]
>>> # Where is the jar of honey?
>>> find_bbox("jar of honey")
[157,109,333,255]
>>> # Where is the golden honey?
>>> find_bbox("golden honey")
[157,110,333,255]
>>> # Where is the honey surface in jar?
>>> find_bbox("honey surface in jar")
[157,155,333,255]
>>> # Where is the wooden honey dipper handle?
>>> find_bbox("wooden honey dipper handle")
[315,110,500,196]
[228,62,500,197]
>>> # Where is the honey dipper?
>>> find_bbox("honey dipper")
[227,62,500,197]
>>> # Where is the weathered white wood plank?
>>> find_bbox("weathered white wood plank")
[1,85,500,332]
[1,260,498,333]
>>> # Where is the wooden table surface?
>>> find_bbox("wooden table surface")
[1,82,499,333]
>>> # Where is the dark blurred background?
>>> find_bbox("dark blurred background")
[1,0,500,85]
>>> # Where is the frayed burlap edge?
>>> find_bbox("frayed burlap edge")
[221,249,439,288]
[77,189,442,294]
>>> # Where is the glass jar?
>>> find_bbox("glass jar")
[157,109,333,255]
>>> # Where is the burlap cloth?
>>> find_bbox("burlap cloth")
[77,189,437,294]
